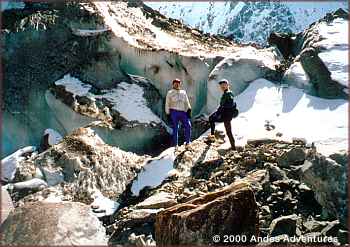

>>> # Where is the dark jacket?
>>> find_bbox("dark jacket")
[217,89,236,120]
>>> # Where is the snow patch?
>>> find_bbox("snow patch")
[71,28,111,37]
[55,74,92,97]
[204,79,348,156]
[54,75,162,124]
[90,190,120,217]
[1,146,36,182]
[131,147,175,196]
[283,62,311,90]
[96,82,162,124]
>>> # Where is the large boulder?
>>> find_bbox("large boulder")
[300,153,347,225]
[16,127,146,206]
[269,214,301,237]
[277,147,306,168]
[155,181,259,245]
[282,9,348,98]
[0,201,108,245]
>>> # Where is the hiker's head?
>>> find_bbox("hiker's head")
[218,79,229,92]
[172,79,181,90]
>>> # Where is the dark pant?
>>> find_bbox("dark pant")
[170,109,191,146]
[209,111,235,149]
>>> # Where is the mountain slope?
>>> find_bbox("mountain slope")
[146,1,348,45]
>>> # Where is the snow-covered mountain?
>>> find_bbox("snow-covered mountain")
[146,1,349,45]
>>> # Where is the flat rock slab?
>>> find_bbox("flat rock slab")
[155,181,259,245]
[135,191,177,209]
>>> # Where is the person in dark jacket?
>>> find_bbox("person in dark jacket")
[207,79,236,150]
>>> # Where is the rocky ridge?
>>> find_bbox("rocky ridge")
[106,133,347,245]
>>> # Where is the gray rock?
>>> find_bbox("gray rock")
[247,138,277,147]
[269,214,301,237]
[264,163,288,182]
[320,220,340,237]
[12,178,48,191]
[278,147,306,167]
[40,166,64,186]
[300,154,347,225]
[303,219,328,233]
[329,152,348,166]
[135,192,177,209]
[0,201,108,245]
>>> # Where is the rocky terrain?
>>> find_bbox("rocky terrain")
[1,1,348,246]
[1,128,347,245]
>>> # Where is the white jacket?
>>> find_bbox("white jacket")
[165,89,191,114]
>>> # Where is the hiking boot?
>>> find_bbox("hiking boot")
[185,143,192,150]
[214,130,225,139]
[236,146,244,152]
[206,134,216,143]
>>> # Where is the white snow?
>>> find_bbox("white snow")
[282,62,311,90]
[1,146,36,182]
[97,82,162,124]
[316,18,349,88]
[54,75,162,124]
[146,1,348,45]
[44,129,63,146]
[131,147,175,196]
[146,1,241,34]
[204,79,348,156]
[286,2,349,32]
[55,74,92,97]
[90,190,120,217]
[71,28,111,37]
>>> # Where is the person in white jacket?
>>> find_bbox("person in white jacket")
[165,79,192,146]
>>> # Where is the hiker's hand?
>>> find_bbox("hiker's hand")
[186,109,192,118]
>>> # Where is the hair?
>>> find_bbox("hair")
[218,79,229,85]
[172,79,181,84]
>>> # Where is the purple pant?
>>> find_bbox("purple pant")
[170,109,191,146]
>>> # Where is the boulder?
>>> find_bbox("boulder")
[265,163,288,182]
[135,191,177,209]
[0,201,108,245]
[17,127,146,204]
[110,208,160,244]
[268,32,296,59]
[155,181,258,245]
[282,9,348,98]
[1,188,14,225]
[269,214,301,237]
[300,154,347,225]
[277,147,306,168]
